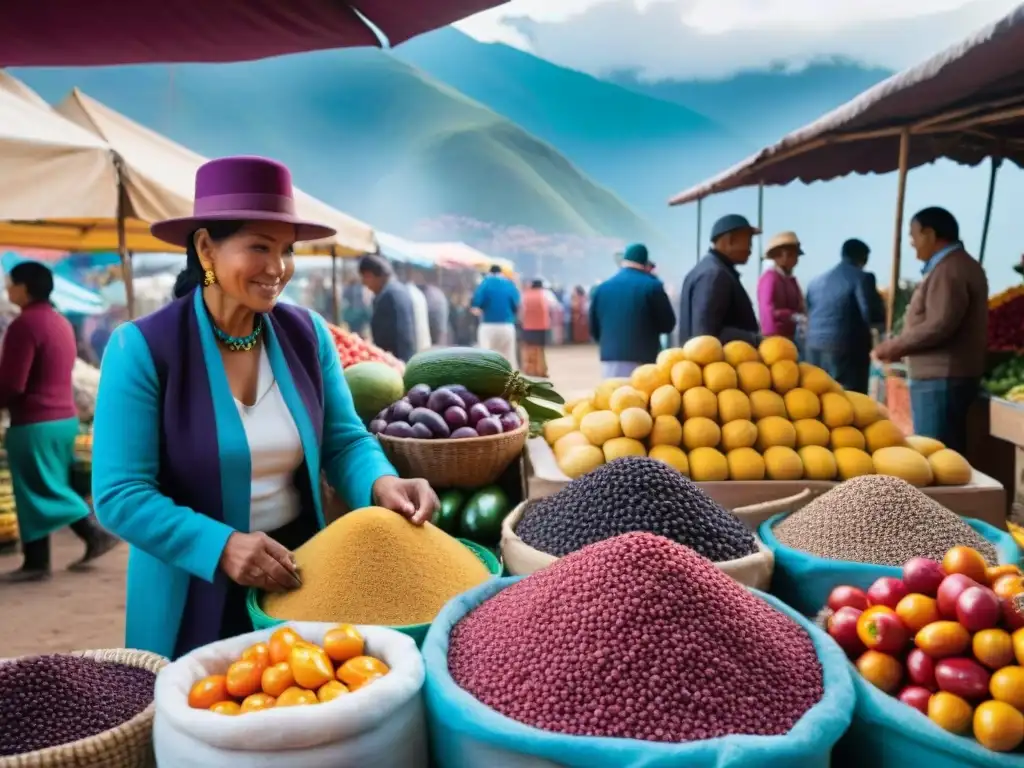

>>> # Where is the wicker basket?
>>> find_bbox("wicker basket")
[0,649,168,768]
[377,418,528,488]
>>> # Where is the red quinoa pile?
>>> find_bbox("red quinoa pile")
[448,532,824,743]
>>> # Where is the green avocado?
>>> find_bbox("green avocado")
[459,486,511,547]
[434,490,465,534]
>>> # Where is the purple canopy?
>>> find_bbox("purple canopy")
[1,0,507,65]
[669,3,1024,205]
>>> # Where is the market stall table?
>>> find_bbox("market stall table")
[989,396,1024,508]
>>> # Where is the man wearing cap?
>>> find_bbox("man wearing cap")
[678,214,760,345]
[757,231,805,341]
[805,238,884,393]
[589,243,676,379]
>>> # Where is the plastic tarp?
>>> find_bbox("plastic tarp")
[1,252,107,316]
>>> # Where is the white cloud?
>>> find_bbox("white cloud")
[456,0,1022,79]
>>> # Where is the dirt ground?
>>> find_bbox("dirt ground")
[0,344,601,657]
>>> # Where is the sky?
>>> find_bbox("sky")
[456,0,1023,80]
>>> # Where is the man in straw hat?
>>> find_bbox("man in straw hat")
[757,231,805,342]
[678,214,761,345]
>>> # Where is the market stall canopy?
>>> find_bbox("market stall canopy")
[53,89,377,256]
[1,252,107,316]
[376,232,440,268]
[668,3,1024,205]
[0,1,509,66]
[433,242,514,273]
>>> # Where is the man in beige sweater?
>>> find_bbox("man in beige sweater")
[873,207,987,453]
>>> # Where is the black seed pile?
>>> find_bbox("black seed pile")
[0,655,156,757]
[517,456,757,561]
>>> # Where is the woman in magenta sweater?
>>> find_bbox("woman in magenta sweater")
[757,231,806,340]
[0,262,117,582]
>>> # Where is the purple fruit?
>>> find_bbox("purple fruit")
[467,403,491,425]
[406,383,432,408]
[375,408,389,422]
[410,422,434,439]
[444,406,469,430]
[476,416,503,436]
[410,407,451,438]
[450,426,479,439]
[384,421,415,438]
[369,419,387,435]
[483,397,513,415]
[428,388,466,413]
[499,411,522,432]
[388,399,414,423]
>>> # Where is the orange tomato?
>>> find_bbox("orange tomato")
[972,628,1015,670]
[188,674,230,709]
[275,686,319,707]
[290,644,335,690]
[990,666,1024,710]
[209,700,242,715]
[268,627,302,665]
[323,624,365,664]
[261,662,295,697]
[855,651,904,694]
[895,594,941,633]
[239,693,276,713]
[973,700,1024,752]
[337,655,391,689]
[915,621,971,659]
[993,575,1024,600]
[1013,628,1024,666]
[928,691,973,734]
[317,680,350,703]
[942,546,989,584]
[225,659,264,699]
[241,642,271,669]
[987,565,1022,583]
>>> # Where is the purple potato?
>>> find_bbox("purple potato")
[375,408,389,422]
[444,406,469,430]
[450,426,479,439]
[384,421,415,438]
[476,415,503,436]
[410,407,451,438]
[467,403,491,426]
[442,384,481,407]
[427,388,465,413]
[483,397,513,415]
[499,411,522,432]
[406,383,432,408]
[410,422,434,439]
[369,419,387,435]
[388,399,414,423]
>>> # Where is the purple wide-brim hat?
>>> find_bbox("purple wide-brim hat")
[150,156,337,248]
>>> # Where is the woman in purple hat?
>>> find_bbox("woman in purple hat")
[91,157,438,659]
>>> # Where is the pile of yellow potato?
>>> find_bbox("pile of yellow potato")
[543,335,974,485]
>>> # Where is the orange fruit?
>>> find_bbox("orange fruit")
[261,662,295,697]
[188,675,230,710]
[239,693,276,713]
[289,644,335,690]
[990,666,1024,710]
[225,659,264,699]
[928,691,973,734]
[987,565,1022,583]
[942,546,989,584]
[323,625,365,664]
[317,680,350,703]
[241,642,271,668]
[855,651,903,694]
[993,575,1024,600]
[895,594,941,633]
[1013,628,1024,666]
[275,686,319,707]
[337,656,391,689]
[209,700,241,715]
[974,700,1024,752]
[268,627,302,665]
[973,628,1015,670]
[915,621,971,659]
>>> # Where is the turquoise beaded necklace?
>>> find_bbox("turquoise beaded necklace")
[211,315,264,352]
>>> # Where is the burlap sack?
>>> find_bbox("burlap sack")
[732,489,815,531]
[501,501,775,589]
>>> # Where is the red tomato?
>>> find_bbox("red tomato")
[856,606,909,653]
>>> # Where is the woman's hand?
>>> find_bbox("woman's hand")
[219,531,302,592]
[372,475,439,526]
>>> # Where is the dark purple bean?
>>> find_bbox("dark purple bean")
[483,397,512,415]
[467,403,491,426]
[384,421,415,438]
[388,399,414,423]
[410,407,451,438]
[410,422,434,439]
[499,411,522,432]
[406,383,432,408]
[450,426,479,439]
[476,415,503,436]
[444,406,469,430]
[428,388,465,413]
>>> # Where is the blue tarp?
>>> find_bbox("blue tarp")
[1,252,107,316]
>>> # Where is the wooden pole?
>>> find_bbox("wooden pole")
[756,182,765,268]
[886,128,911,335]
[330,246,340,325]
[978,156,1002,265]
[114,157,135,319]
[695,197,703,263]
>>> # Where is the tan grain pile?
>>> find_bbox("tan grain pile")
[262,506,491,626]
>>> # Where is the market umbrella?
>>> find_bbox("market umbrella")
[0,1,509,66]
[1,252,107,316]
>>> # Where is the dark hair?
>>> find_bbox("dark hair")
[912,207,959,242]
[357,253,392,278]
[841,238,870,265]
[173,221,247,299]
[488,265,502,274]
[8,261,54,303]
[531,278,544,289]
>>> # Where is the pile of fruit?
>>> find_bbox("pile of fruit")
[371,384,524,440]
[988,285,1024,352]
[983,355,1024,401]
[823,546,1024,752]
[435,486,511,548]
[543,334,974,486]
[325,323,403,372]
[187,625,389,714]
[0,466,17,546]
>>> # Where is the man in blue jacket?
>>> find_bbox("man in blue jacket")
[471,265,520,364]
[805,238,885,393]
[589,243,676,379]
[678,214,761,345]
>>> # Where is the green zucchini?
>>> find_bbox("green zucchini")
[403,347,563,404]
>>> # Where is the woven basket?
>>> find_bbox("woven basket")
[0,649,168,768]
[376,417,527,488]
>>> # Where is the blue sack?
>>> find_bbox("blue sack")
[833,667,1024,767]
[422,577,855,768]
[760,514,1021,616]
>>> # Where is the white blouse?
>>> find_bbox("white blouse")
[234,347,304,532]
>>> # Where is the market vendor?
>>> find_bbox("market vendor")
[92,156,438,660]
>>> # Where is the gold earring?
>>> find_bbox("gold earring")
[203,268,216,287]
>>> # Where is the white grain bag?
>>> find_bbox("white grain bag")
[153,622,426,768]
[733,489,815,531]
[502,501,774,589]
